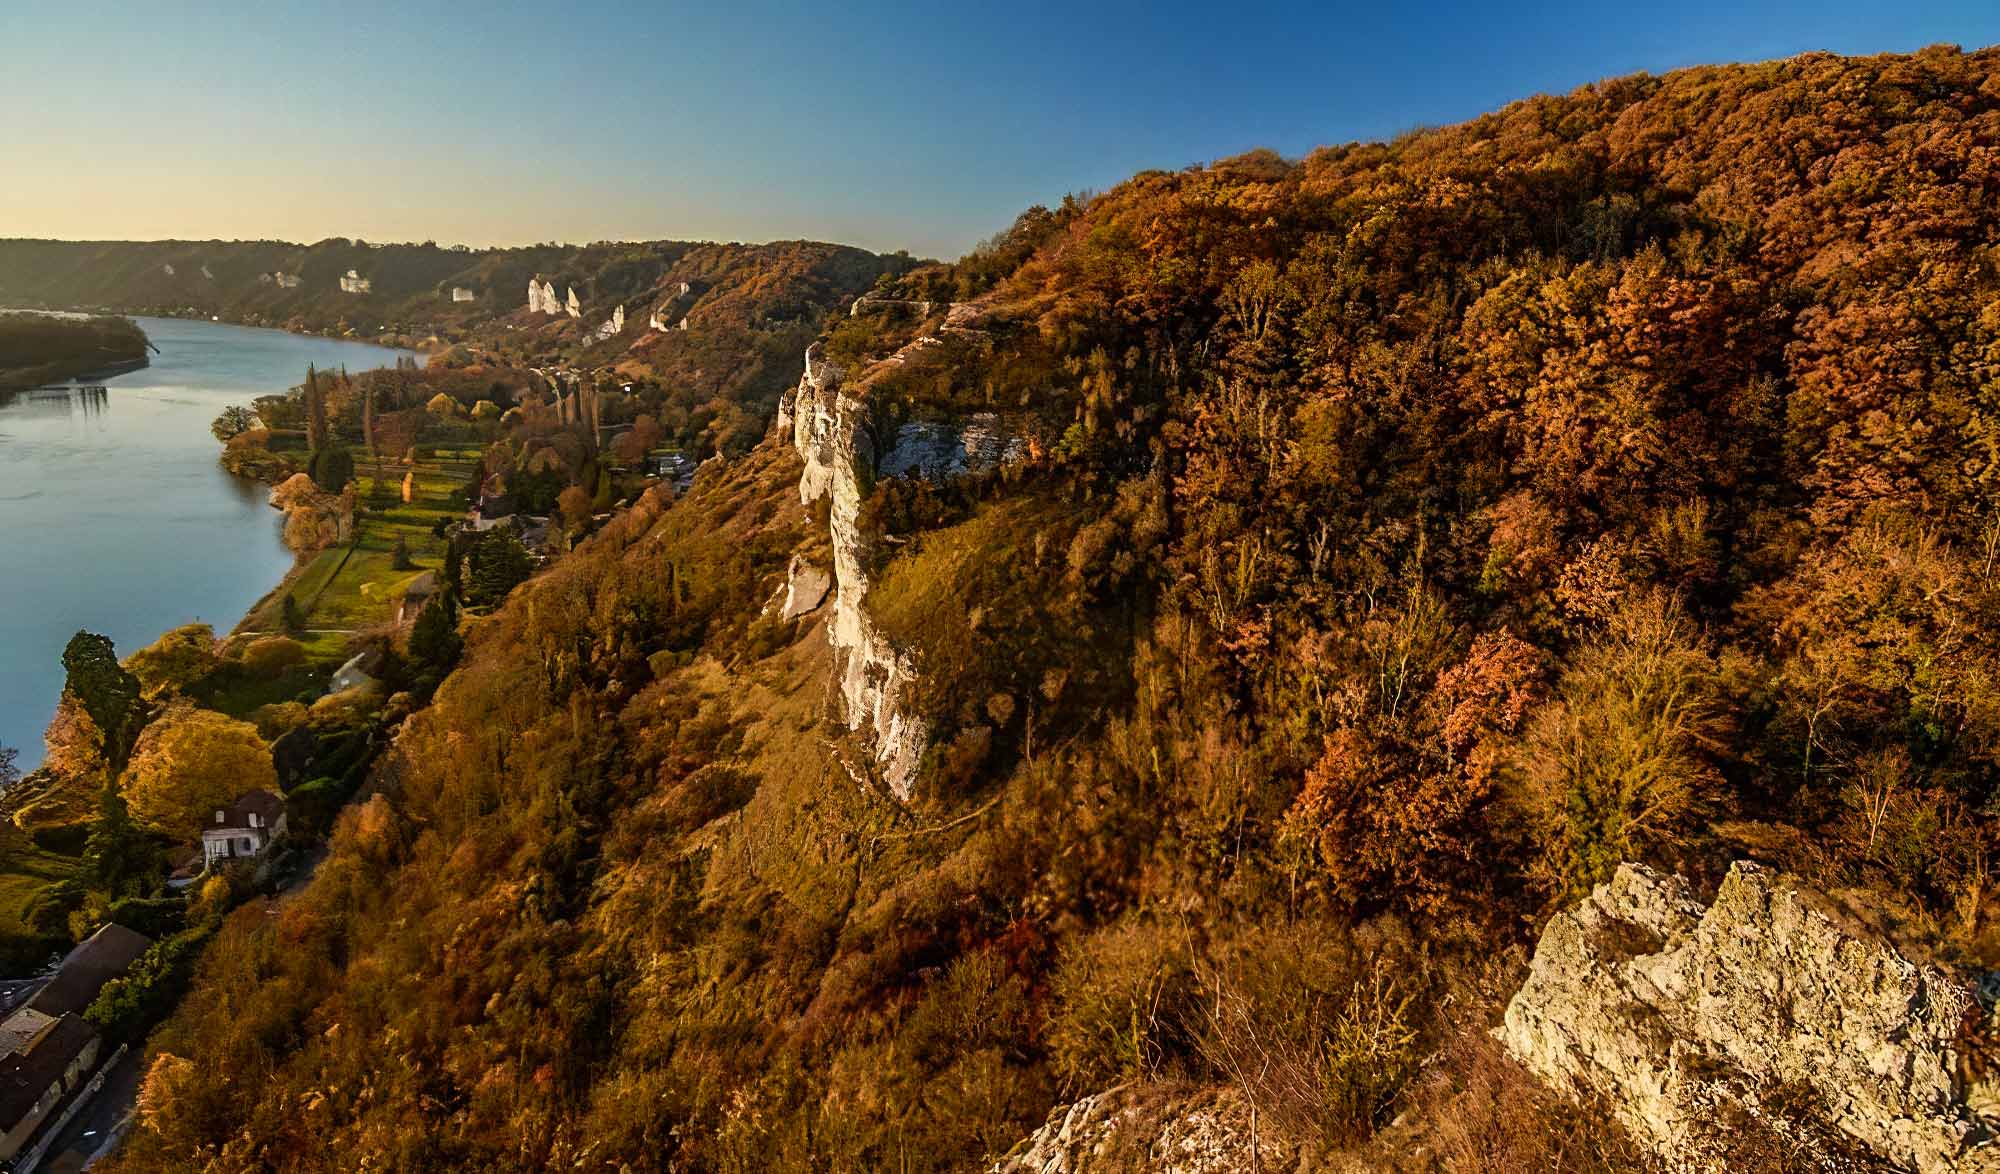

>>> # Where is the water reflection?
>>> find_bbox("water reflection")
[0,317,418,768]
[0,384,111,422]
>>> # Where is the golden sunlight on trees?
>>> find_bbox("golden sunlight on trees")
[1517,592,1727,899]
[123,623,219,698]
[122,704,276,836]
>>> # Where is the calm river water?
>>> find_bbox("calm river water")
[0,316,415,768]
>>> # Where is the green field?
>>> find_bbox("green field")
[240,446,481,644]
[0,822,79,965]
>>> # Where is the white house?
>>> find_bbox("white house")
[451,286,477,302]
[200,791,286,869]
[339,269,373,294]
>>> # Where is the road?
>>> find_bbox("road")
[39,1047,141,1173]
[0,976,46,1017]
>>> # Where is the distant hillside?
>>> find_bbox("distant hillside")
[0,236,919,426]
[0,312,149,392]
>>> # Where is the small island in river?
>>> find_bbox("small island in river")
[0,312,151,393]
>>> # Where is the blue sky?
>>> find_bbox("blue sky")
[2,0,1996,258]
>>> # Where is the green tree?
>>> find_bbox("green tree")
[281,593,307,635]
[209,405,256,443]
[61,631,143,770]
[304,364,327,452]
[309,443,354,492]
[467,529,533,608]
[408,591,463,677]
[84,782,154,897]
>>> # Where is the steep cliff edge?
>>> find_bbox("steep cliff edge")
[778,342,931,797]
[1502,862,2000,1172]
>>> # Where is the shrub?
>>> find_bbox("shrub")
[106,895,187,940]
[1195,923,1426,1148]
[1043,920,1198,1092]
[239,635,306,677]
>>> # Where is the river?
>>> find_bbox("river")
[0,316,415,769]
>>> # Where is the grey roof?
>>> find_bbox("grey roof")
[0,1013,93,1129]
[25,923,152,1019]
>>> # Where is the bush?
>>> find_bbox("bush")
[239,635,306,677]
[1044,920,1198,1093]
[31,821,92,855]
[106,895,187,940]
[286,776,351,840]
[1196,923,1427,1148]
[86,925,214,1043]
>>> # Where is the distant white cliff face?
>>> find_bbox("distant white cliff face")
[593,304,625,341]
[566,287,582,319]
[527,278,562,315]
[780,344,930,799]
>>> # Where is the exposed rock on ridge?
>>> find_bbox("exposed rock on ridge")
[779,343,930,798]
[1502,861,1999,1172]
[988,1084,1289,1174]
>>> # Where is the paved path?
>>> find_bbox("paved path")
[40,1046,141,1172]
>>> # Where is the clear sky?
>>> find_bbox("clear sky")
[3,1,1997,260]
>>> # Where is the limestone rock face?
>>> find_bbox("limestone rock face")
[566,287,582,318]
[990,1084,1295,1174]
[775,555,831,621]
[1501,861,1999,1172]
[780,343,929,798]
[527,278,562,315]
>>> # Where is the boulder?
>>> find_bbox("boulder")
[1501,861,2000,1172]
[990,1084,1297,1174]
[777,556,831,621]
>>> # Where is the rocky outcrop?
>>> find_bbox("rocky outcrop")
[566,287,582,318]
[527,278,561,315]
[594,304,625,341]
[773,555,831,621]
[878,414,1027,481]
[1501,861,2000,1173]
[779,343,929,798]
[989,1084,1298,1173]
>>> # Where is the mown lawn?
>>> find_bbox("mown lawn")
[240,447,480,639]
[0,822,79,965]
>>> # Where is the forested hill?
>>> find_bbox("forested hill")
[0,235,918,429]
[0,236,913,355]
[108,46,2000,1171]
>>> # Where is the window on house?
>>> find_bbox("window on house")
[241,838,254,853]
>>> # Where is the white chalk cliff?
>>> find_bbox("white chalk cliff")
[778,343,930,799]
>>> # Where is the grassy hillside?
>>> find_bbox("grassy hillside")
[106,45,2000,1172]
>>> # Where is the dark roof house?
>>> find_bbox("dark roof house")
[25,923,151,1018]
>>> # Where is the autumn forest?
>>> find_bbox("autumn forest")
[17,43,2000,1172]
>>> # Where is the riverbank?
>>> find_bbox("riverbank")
[0,314,152,393]
[230,445,481,663]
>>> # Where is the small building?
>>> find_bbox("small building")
[328,649,382,695]
[0,924,151,1164]
[275,272,302,289]
[0,1013,97,1163]
[200,791,286,869]
[451,286,477,303]
[339,269,373,294]
[397,571,439,625]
